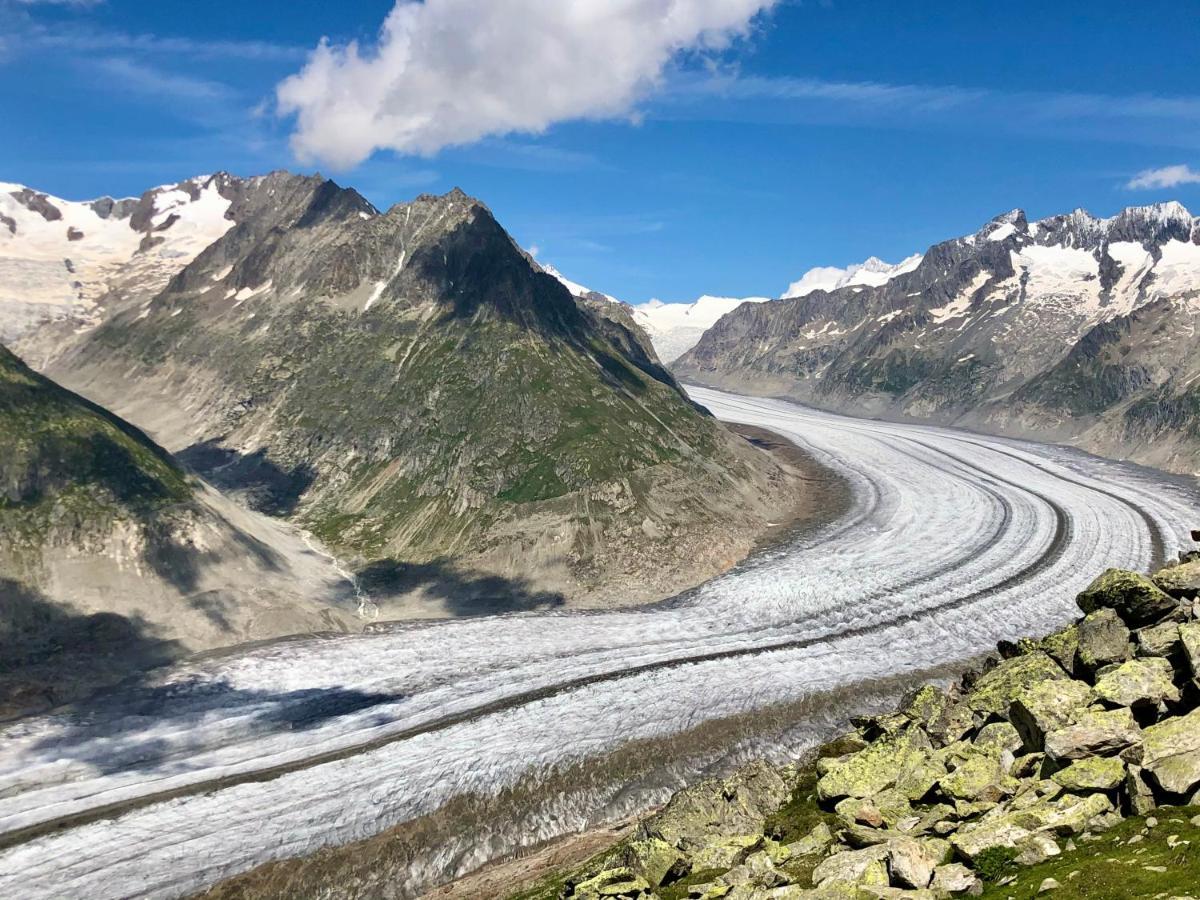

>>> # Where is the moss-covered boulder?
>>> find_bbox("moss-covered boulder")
[967,652,1067,719]
[1076,569,1178,626]
[816,727,934,802]
[1092,657,1180,709]
[1009,679,1094,753]
[1151,559,1200,600]
[1049,756,1126,792]
[1141,707,1200,796]
[940,752,1020,804]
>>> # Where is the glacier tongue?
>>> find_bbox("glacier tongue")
[0,388,1193,900]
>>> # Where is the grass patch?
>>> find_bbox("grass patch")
[979,806,1200,899]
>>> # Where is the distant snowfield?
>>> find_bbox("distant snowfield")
[0,388,1195,899]
[632,294,770,361]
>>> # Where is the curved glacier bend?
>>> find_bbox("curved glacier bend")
[0,387,1195,899]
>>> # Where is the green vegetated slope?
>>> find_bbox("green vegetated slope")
[0,342,189,545]
[508,558,1200,899]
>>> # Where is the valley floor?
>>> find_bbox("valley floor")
[0,389,1196,900]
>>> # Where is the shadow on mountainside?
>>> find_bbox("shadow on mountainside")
[356,558,566,617]
[0,578,184,721]
[139,511,284,603]
[177,440,316,516]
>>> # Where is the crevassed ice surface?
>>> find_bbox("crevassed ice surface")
[0,387,1195,899]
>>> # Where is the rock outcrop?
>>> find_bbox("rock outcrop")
[517,548,1200,899]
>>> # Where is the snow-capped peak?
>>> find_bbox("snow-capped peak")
[0,175,241,342]
[631,294,770,363]
[783,253,923,299]
[537,260,617,303]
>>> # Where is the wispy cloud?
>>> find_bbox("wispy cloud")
[661,73,1200,150]
[1,18,306,63]
[1126,164,1200,190]
[92,57,234,104]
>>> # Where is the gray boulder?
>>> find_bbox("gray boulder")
[1141,707,1200,796]
[1076,569,1178,626]
[1136,621,1182,659]
[1092,657,1181,709]
[1009,678,1094,752]
[1043,707,1142,762]
[1075,609,1132,676]
[1152,559,1200,600]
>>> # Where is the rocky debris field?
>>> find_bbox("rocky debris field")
[511,551,1200,900]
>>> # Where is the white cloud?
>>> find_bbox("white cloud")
[276,0,779,169]
[1126,164,1200,190]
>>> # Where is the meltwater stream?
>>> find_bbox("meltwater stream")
[0,387,1196,899]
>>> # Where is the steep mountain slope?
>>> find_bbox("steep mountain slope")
[677,202,1200,474]
[0,343,359,716]
[42,176,801,614]
[0,174,268,345]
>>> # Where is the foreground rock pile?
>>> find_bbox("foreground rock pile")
[525,555,1200,900]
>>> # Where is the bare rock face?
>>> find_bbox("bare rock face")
[675,202,1200,475]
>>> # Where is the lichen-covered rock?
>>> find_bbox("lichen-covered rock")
[816,727,933,802]
[1043,707,1142,761]
[1140,707,1200,796]
[966,652,1067,718]
[810,845,889,888]
[1009,679,1095,752]
[786,822,834,858]
[1049,755,1126,792]
[1076,569,1178,626]
[1075,608,1133,676]
[618,837,685,888]
[900,685,954,730]
[1092,657,1181,709]
[568,867,652,899]
[939,752,1020,804]
[929,862,981,895]
[1136,621,1182,659]
[691,836,764,872]
[973,721,1023,755]
[949,818,1034,862]
[1006,791,1116,836]
[651,760,790,851]
[1125,764,1157,815]
[1180,622,1200,680]
[1152,559,1200,600]
[1038,624,1080,677]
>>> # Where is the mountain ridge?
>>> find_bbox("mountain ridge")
[676,200,1200,474]
[27,173,804,616]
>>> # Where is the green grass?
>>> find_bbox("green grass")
[979,807,1200,899]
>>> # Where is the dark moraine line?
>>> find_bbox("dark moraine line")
[0,432,1075,854]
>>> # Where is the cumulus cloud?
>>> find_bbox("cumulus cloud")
[1126,164,1200,190]
[276,0,778,169]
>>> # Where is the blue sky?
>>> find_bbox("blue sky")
[2,0,1199,302]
